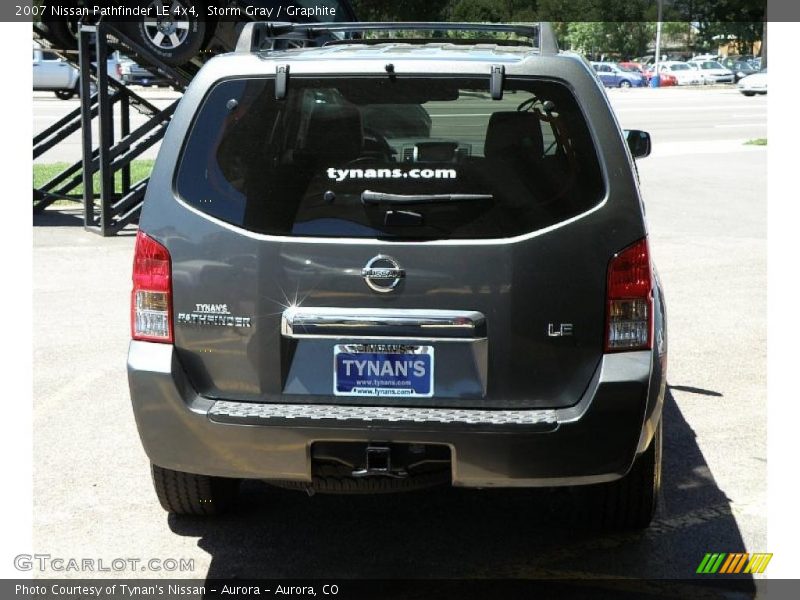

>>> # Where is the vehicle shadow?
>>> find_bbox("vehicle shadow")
[167,389,756,592]
[33,207,139,236]
[32,206,84,227]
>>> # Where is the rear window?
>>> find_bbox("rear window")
[176,76,605,240]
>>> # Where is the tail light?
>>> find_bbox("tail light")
[131,231,173,343]
[605,237,652,352]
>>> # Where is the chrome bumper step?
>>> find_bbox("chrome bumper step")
[208,400,559,431]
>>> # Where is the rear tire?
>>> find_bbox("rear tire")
[619,80,632,88]
[54,89,75,100]
[41,15,79,51]
[579,418,662,530]
[151,464,240,515]
[741,91,756,97]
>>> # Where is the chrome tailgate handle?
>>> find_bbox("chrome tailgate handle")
[282,307,486,340]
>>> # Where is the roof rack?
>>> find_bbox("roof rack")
[235,22,559,55]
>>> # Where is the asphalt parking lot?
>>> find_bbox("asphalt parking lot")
[32,86,766,583]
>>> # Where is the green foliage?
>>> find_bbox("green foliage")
[350,0,452,22]
[451,0,509,22]
[350,0,540,22]
[33,160,155,203]
[348,0,763,57]
[564,22,655,59]
[660,0,764,54]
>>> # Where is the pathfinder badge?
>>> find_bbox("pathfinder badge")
[177,303,252,328]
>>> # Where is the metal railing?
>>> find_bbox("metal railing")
[33,21,200,235]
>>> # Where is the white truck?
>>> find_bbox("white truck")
[33,42,123,100]
[32,44,80,99]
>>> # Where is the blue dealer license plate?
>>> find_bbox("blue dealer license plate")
[334,344,434,398]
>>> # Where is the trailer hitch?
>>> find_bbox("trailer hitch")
[351,445,408,479]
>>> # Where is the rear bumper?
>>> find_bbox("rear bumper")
[127,342,665,487]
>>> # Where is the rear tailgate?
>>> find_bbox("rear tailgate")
[147,63,646,410]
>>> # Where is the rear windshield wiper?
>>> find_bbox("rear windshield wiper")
[361,190,493,205]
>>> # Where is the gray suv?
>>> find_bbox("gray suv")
[128,22,667,530]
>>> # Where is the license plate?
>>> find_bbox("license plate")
[334,344,434,398]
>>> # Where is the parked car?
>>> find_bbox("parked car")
[129,22,666,530]
[652,70,678,86]
[618,61,646,75]
[687,60,735,84]
[591,62,647,88]
[33,44,80,99]
[33,42,122,99]
[720,57,758,82]
[618,61,675,86]
[738,68,767,96]
[41,0,359,67]
[658,61,703,86]
[689,53,720,61]
[119,58,170,87]
[639,64,677,86]
[724,54,755,64]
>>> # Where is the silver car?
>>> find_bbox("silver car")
[33,43,123,99]
[128,22,667,530]
[687,60,735,84]
[738,69,768,96]
[32,43,80,99]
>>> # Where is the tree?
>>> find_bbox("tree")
[679,0,764,55]
[350,0,450,22]
[351,0,539,23]
[451,0,510,22]
[564,22,606,57]
[563,22,655,59]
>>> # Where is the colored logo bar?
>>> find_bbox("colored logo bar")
[696,553,773,574]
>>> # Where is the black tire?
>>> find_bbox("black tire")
[619,79,632,88]
[41,15,79,51]
[122,0,205,67]
[54,89,75,100]
[151,464,240,515]
[741,91,756,97]
[579,419,662,531]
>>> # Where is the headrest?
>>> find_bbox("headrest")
[303,104,363,161]
[484,111,544,160]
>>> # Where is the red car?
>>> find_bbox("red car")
[649,69,678,87]
[619,62,647,75]
[619,62,678,87]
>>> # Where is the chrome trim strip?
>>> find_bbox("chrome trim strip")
[209,401,557,427]
[282,307,486,339]
[284,334,487,343]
